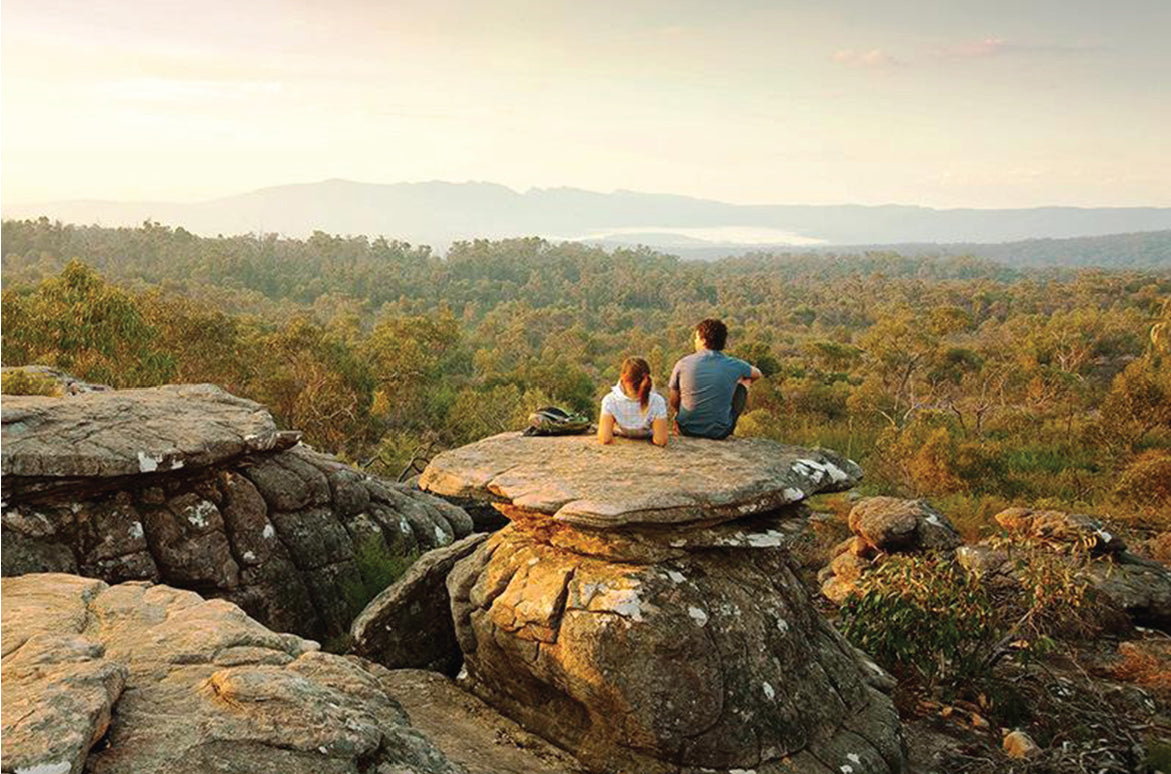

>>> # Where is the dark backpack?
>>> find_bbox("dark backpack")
[523,406,592,436]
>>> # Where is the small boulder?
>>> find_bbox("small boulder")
[352,532,490,675]
[1003,729,1041,759]
[849,497,961,553]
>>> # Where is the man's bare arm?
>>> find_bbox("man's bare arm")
[669,387,681,413]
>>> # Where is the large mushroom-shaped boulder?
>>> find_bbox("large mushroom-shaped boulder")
[421,433,906,774]
[420,432,862,529]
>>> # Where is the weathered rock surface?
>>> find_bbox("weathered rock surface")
[420,432,862,529]
[353,532,491,675]
[821,497,961,603]
[1,383,290,480]
[2,384,475,640]
[450,525,905,774]
[1,573,461,774]
[381,669,587,774]
[425,437,905,774]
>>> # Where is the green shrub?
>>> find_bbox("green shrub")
[1115,450,1171,511]
[0,369,61,396]
[340,536,418,622]
[838,555,998,688]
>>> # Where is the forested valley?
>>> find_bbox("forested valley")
[3,217,1169,538]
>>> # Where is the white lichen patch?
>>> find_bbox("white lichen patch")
[924,513,943,527]
[576,578,656,622]
[15,762,73,774]
[262,524,276,539]
[399,518,412,534]
[847,753,862,764]
[762,681,776,700]
[137,451,161,473]
[666,570,686,584]
[128,521,145,540]
[688,606,709,626]
[776,618,790,633]
[608,588,646,621]
[823,461,850,483]
[185,500,217,528]
[782,487,805,502]
[433,525,450,545]
[742,530,785,548]
[839,766,854,774]
[243,550,256,562]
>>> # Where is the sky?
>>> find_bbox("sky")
[2,0,1169,208]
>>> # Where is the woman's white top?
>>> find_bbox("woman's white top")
[600,383,668,435]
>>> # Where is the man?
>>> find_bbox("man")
[669,318,762,439]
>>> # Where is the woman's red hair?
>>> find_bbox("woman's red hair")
[620,357,653,411]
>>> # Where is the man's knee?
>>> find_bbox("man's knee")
[732,383,748,414]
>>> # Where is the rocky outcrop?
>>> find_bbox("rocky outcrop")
[352,532,491,674]
[422,433,906,774]
[1,384,474,640]
[820,498,962,604]
[1,573,461,774]
[966,508,1171,628]
[820,499,1171,629]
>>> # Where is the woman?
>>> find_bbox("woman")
[598,357,669,447]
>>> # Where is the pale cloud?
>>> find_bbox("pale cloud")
[832,49,900,70]
[941,37,1008,58]
[934,37,1096,60]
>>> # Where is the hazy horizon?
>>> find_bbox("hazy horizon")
[3,1,1169,210]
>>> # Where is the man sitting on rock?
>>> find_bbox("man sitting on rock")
[669,318,762,439]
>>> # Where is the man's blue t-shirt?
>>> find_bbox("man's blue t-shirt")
[669,350,753,439]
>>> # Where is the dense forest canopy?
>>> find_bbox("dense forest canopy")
[3,217,1169,534]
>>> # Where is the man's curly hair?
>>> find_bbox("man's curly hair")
[696,318,728,350]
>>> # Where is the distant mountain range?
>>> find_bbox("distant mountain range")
[5,179,1171,252]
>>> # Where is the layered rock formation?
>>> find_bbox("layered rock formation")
[421,432,907,774]
[1,384,474,639]
[1,572,460,774]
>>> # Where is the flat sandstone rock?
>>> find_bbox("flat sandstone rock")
[420,432,862,528]
[2,383,289,480]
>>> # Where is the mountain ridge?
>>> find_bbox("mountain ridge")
[5,178,1171,250]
